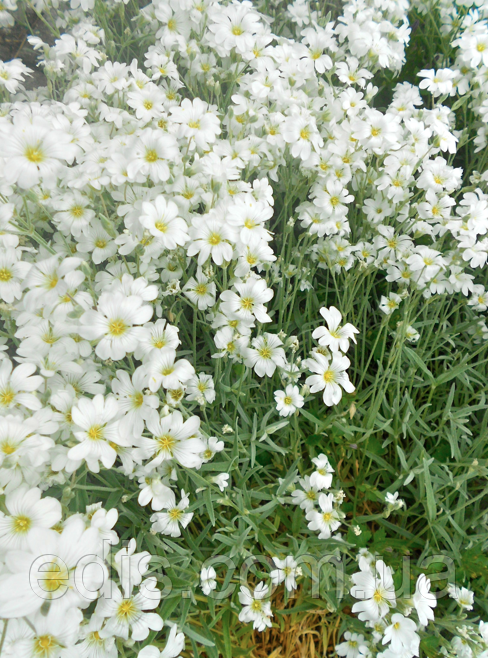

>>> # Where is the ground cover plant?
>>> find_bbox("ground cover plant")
[0,0,488,656]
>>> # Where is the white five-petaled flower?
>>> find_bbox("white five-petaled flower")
[140,195,189,250]
[79,292,153,361]
[304,352,355,406]
[135,410,204,469]
[0,359,43,413]
[306,492,341,539]
[350,560,397,621]
[238,582,273,632]
[270,555,299,592]
[220,277,274,323]
[0,485,61,551]
[382,613,420,655]
[274,384,304,417]
[150,489,193,537]
[244,333,286,377]
[97,578,163,641]
[67,394,130,472]
[312,306,359,353]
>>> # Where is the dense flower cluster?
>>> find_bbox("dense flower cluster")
[0,0,487,655]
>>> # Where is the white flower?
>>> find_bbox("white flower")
[270,556,299,591]
[0,517,107,617]
[382,613,420,655]
[448,584,474,611]
[139,626,186,658]
[186,373,216,404]
[200,566,217,595]
[140,196,189,250]
[135,410,204,469]
[97,578,163,641]
[212,473,229,491]
[306,492,341,539]
[312,307,359,353]
[220,278,274,324]
[291,475,320,512]
[274,384,304,417]
[150,489,193,537]
[238,582,273,632]
[183,271,217,310]
[170,98,221,150]
[137,474,175,511]
[114,538,152,597]
[350,559,396,621]
[67,394,130,472]
[1,116,76,189]
[413,574,436,626]
[336,631,368,658]
[0,359,43,414]
[304,352,355,406]
[310,453,334,490]
[146,350,195,393]
[244,333,286,377]
[79,292,153,361]
[112,367,159,436]
[0,485,61,550]
[379,292,402,315]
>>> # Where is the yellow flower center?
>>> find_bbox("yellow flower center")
[71,205,84,218]
[250,599,263,612]
[95,239,107,249]
[143,100,153,110]
[195,283,208,295]
[240,297,254,312]
[0,387,15,406]
[0,438,15,457]
[117,599,137,619]
[25,146,45,163]
[169,507,183,520]
[145,149,158,163]
[283,396,292,405]
[108,319,127,336]
[153,338,166,348]
[0,267,13,282]
[371,127,380,137]
[323,370,334,383]
[155,221,168,233]
[12,514,32,533]
[87,425,104,441]
[188,120,200,129]
[157,434,175,452]
[34,634,57,655]
[232,25,243,35]
[132,392,144,408]
[300,128,310,140]
[322,512,332,522]
[46,274,59,289]
[208,233,221,245]
[39,561,69,594]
